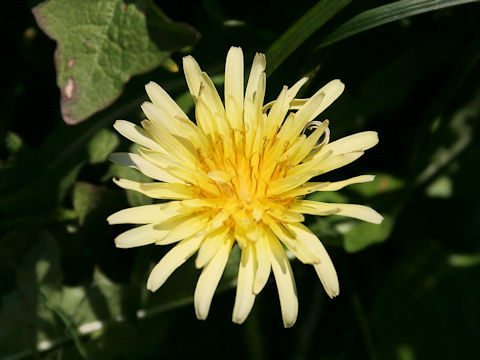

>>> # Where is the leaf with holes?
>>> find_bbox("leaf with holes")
[32,0,199,124]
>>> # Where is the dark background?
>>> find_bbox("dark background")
[1,1,479,359]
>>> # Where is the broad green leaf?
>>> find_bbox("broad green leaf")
[425,175,452,198]
[73,182,110,224]
[447,253,480,268]
[351,173,405,198]
[4,132,23,155]
[0,232,125,359]
[88,128,119,164]
[32,0,199,124]
[318,0,478,48]
[0,233,63,358]
[339,214,394,253]
[265,0,352,76]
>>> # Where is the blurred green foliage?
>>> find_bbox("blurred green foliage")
[1,0,479,359]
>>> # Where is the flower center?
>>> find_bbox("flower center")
[193,127,300,229]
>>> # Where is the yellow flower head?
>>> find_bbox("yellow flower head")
[108,47,382,327]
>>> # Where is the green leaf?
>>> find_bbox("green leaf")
[339,214,394,253]
[265,0,352,76]
[73,182,110,224]
[0,231,126,359]
[351,173,405,198]
[32,0,199,124]
[4,132,23,155]
[88,128,120,164]
[318,0,478,48]
[0,233,63,358]
[447,253,480,268]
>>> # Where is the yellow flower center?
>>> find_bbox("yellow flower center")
[193,126,301,236]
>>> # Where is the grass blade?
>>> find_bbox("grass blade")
[318,0,479,48]
[266,0,352,76]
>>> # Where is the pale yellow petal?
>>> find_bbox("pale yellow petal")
[292,200,383,224]
[155,212,210,245]
[183,55,203,98]
[285,120,330,165]
[317,175,375,191]
[145,81,189,122]
[278,80,344,141]
[107,202,182,224]
[268,233,298,328]
[145,81,208,148]
[267,171,317,196]
[264,86,287,136]
[324,131,379,155]
[141,102,181,136]
[141,120,198,168]
[266,219,319,264]
[264,200,305,223]
[195,73,230,138]
[253,232,271,294]
[286,149,333,178]
[109,153,180,183]
[194,235,234,320]
[224,46,244,129]
[276,182,330,198]
[308,151,365,175]
[113,120,163,152]
[232,243,256,324]
[233,223,249,249]
[147,233,204,292]
[244,53,266,131]
[284,222,334,272]
[244,222,260,242]
[113,178,194,200]
[137,148,196,180]
[114,224,160,248]
[313,260,339,299]
[245,53,266,109]
[194,91,218,137]
[286,77,310,102]
[137,149,218,196]
[262,77,308,111]
[295,79,344,125]
[195,226,229,268]
[263,76,309,138]
[200,72,227,122]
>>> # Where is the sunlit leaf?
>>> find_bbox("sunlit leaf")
[88,128,119,164]
[4,132,23,155]
[73,182,111,224]
[32,0,199,124]
[351,174,405,198]
[339,214,394,253]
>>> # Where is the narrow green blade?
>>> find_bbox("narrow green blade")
[318,0,478,48]
[266,0,352,76]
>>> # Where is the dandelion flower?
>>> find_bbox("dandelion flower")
[107,47,382,327]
